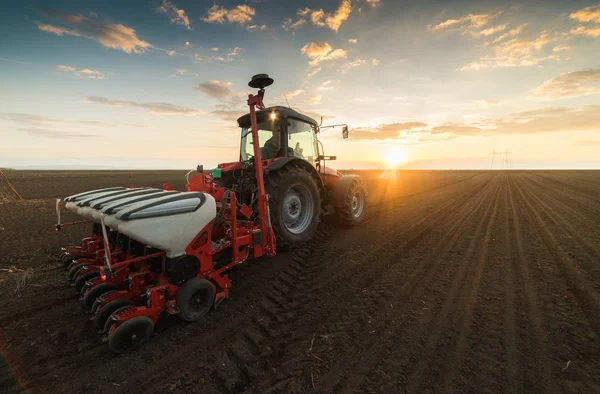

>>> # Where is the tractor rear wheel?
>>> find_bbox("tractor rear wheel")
[336,180,367,226]
[82,283,119,311]
[266,165,321,248]
[108,316,154,353]
[176,278,215,322]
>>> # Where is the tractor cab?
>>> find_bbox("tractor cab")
[238,106,320,165]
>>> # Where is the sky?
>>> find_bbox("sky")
[0,0,599,169]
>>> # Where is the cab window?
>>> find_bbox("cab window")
[287,118,317,162]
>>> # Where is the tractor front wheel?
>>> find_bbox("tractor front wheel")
[266,165,321,248]
[336,181,367,226]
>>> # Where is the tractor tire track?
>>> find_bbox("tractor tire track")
[302,172,500,393]
[206,175,491,393]
[512,175,600,391]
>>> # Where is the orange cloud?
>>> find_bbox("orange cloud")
[156,0,191,30]
[296,0,352,32]
[83,96,203,115]
[202,4,255,25]
[569,4,600,23]
[56,64,107,79]
[570,25,600,37]
[37,9,151,54]
[459,31,563,70]
[531,68,600,99]
[430,12,501,31]
[301,41,347,66]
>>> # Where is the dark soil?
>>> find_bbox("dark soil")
[0,170,599,393]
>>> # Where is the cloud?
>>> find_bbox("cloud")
[372,58,380,66]
[175,68,187,75]
[37,9,151,54]
[530,68,600,99]
[351,122,428,140]
[491,24,526,44]
[317,80,334,90]
[228,47,243,56]
[0,112,145,128]
[282,17,306,32]
[430,12,501,32]
[458,31,563,70]
[193,80,235,101]
[552,44,570,52]
[246,24,266,31]
[280,90,305,99]
[202,4,255,25]
[569,4,600,23]
[573,140,600,147]
[428,124,483,135]
[292,0,352,32]
[282,1,351,33]
[569,25,600,37]
[348,38,358,44]
[56,65,76,72]
[308,67,322,77]
[301,41,347,66]
[83,96,203,115]
[303,95,322,105]
[156,0,191,30]
[482,105,600,134]
[469,24,506,37]
[57,65,107,79]
[366,0,380,6]
[17,127,100,139]
[212,110,243,122]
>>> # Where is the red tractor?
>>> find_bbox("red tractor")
[56,74,367,352]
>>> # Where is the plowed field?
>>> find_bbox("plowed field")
[1,170,599,393]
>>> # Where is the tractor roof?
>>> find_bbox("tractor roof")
[236,106,318,128]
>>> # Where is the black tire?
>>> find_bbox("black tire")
[57,250,66,261]
[94,297,134,330]
[176,278,215,322]
[108,316,154,354]
[61,254,82,270]
[68,264,90,281]
[336,180,367,226]
[74,271,100,294]
[82,282,119,311]
[104,305,136,334]
[265,165,321,248]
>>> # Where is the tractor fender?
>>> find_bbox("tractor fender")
[265,158,325,191]
[330,175,361,207]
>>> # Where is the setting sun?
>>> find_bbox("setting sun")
[384,150,407,168]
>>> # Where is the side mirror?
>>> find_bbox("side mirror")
[342,125,349,139]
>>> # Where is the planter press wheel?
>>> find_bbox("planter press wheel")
[104,305,136,334]
[68,264,90,281]
[61,254,84,270]
[108,316,154,354]
[82,282,119,311]
[176,278,215,322]
[74,271,100,295]
[94,296,135,330]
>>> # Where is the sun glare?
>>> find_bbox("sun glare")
[384,150,407,168]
